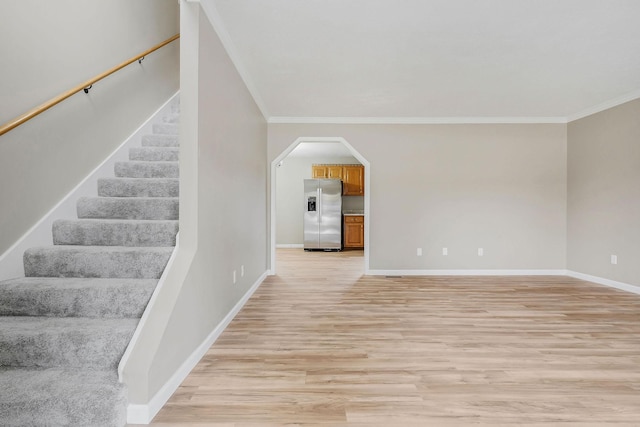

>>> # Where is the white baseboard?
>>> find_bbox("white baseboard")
[0,92,180,282]
[370,268,640,296]
[126,404,153,426]
[566,270,640,295]
[368,269,568,276]
[276,243,304,248]
[126,270,269,424]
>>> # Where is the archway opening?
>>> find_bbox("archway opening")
[270,137,370,274]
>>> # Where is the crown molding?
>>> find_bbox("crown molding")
[567,89,640,122]
[268,86,640,125]
[268,116,567,125]
[198,0,270,119]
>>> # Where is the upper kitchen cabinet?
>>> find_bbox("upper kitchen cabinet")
[327,165,344,179]
[342,165,364,196]
[311,165,327,178]
[311,165,343,179]
[311,164,364,196]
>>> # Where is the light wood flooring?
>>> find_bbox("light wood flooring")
[148,249,640,426]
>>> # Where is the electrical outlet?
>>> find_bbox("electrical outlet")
[241,265,245,276]
[611,255,618,265]
[233,270,237,284]
[478,248,484,256]
[442,247,448,256]
[417,248,422,256]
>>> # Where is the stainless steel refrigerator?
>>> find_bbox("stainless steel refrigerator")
[304,179,342,250]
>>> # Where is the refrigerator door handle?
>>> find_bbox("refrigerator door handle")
[318,187,322,224]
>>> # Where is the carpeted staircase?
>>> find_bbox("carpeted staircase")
[0,103,179,426]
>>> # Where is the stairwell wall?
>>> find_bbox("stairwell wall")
[0,0,179,256]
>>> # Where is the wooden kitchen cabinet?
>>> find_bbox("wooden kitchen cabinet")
[342,165,364,196]
[312,164,364,195]
[311,165,328,178]
[343,215,364,248]
[327,165,344,179]
[312,165,344,179]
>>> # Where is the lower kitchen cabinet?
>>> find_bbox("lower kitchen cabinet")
[344,215,364,248]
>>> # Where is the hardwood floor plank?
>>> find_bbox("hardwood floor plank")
[147,249,640,425]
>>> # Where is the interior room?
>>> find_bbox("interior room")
[1,1,639,425]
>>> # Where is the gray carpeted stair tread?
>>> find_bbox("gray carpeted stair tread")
[162,113,179,124]
[129,146,178,161]
[24,246,173,279]
[77,196,179,220]
[0,317,138,368]
[97,177,179,197]
[142,134,179,147]
[53,219,178,247]
[0,367,126,426]
[115,161,179,178]
[0,277,156,318]
[152,123,178,135]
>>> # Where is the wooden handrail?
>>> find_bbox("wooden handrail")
[0,33,180,137]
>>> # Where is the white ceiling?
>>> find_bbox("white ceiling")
[287,142,354,158]
[210,0,640,122]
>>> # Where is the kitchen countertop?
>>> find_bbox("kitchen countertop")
[343,211,364,216]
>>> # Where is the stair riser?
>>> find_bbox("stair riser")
[130,147,179,161]
[76,197,179,220]
[24,247,173,279]
[53,220,178,247]
[0,280,155,318]
[0,322,135,368]
[115,161,179,178]
[97,178,179,197]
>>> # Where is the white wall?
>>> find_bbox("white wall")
[122,2,268,413]
[567,98,640,287]
[276,155,361,245]
[0,0,179,254]
[269,123,567,272]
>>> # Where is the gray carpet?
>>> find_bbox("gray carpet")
[129,147,179,162]
[0,102,179,426]
[77,197,179,220]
